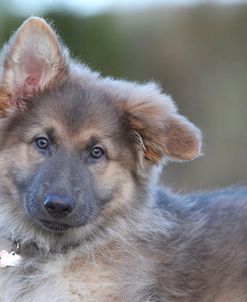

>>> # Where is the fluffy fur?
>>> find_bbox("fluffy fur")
[0,17,246,302]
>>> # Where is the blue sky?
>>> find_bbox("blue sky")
[6,0,247,15]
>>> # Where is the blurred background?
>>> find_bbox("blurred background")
[0,0,246,191]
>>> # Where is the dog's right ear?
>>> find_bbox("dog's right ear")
[0,17,69,114]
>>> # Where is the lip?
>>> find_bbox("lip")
[39,220,71,232]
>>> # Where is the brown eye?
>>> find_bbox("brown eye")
[90,146,104,159]
[35,137,49,150]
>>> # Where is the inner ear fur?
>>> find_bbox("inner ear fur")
[0,17,69,113]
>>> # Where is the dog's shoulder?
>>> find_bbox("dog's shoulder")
[148,186,247,301]
[154,185,247,216]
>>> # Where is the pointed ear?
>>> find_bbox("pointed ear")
[0,17,69,113]
[119,83,202,164]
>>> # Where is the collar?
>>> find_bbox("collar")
[0,239,81,268]
[12,240,81,257]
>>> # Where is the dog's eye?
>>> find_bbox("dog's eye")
[35,137,49,150]
[90,146,104,159]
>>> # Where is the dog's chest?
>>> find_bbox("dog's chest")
[64,252,125,301]
[0,244,153,302]
[63,245,153,302]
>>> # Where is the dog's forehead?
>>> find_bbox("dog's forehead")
[34,83,124,144]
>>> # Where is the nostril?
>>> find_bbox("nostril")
[44,194,75,218]
[62,208,70,215]
[46,204,55,212]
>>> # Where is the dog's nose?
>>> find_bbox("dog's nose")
[44,194,75,217]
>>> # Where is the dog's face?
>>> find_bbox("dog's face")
[0,18,201,249]
[3,87,140,234]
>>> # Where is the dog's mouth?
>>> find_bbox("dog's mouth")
[39,220,71,232]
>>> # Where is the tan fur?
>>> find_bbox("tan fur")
[118,93,201,164]
[0,209,163,302]
[0,17,246,302]
[0,87,11,114]
[0,17,203,302]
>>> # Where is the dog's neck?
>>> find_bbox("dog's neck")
[11,239,80,257]
[0,239,81,268]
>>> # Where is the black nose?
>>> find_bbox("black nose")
[44,194,75,218]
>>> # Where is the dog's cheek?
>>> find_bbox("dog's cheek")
[11,144,43,185]
[91,161,137,217]
[0,143,45,207]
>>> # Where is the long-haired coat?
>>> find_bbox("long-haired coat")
[0,17,246,302]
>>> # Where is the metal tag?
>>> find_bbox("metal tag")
[0,250,22,268]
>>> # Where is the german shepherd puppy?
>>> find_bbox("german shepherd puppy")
[0,17,246,302]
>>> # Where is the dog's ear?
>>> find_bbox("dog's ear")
[119,84,202,164]
[0,17,69,114]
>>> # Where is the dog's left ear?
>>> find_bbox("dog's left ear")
[0,17,69,113]
[119,84,202,164]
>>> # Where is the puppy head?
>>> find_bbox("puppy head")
[0,17,201,250]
